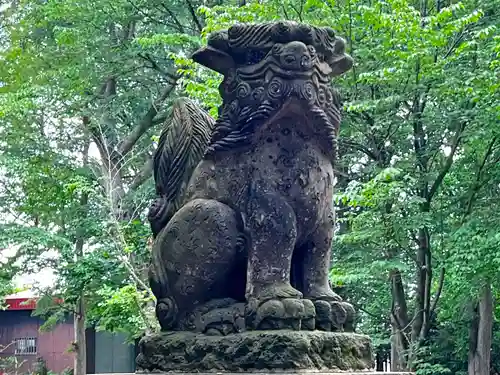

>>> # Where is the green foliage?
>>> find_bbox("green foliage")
[0,355,27,375]
[0,264,15,309]
[87,285,157,342]
[415,362,452,375]
[0,0,174,342]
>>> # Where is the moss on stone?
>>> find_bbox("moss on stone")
[137,330,373,372]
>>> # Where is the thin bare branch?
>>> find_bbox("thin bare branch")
[427,120,466,202]
[129,158,154,191]
[340,138,380,161]
[185,0,203,32]
[160,4,185,33]
[117,83,177,157]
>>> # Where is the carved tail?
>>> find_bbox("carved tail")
[148,97,215,237]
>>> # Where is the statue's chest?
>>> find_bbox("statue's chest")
[237,126,333,238]
[193,121,335,226]
[249,121,333,190]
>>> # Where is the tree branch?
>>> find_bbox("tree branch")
[152,114,169,126]
[429,267,445,317]
[84,118,111,171]
[351,301,390,324]
[125,0,182,30]
[117,83,177,157]
[427,120,466,202]
[185,0,203,33]
[121,256,155,300]
[138,53,180,82]
[443,28,468,60]
[463,136,497,219]
[160,4,185,33]
[340,138,380,161]
[129,158,153,191]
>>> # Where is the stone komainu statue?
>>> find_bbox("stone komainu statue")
[148,22,355,335]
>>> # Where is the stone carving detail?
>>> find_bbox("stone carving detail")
[148,21,355,336]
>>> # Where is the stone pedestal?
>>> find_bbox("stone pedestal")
[136,331,373,372]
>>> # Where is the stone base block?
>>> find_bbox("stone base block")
[136,330,373,372]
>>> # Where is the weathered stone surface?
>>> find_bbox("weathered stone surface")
[147,20,356,336]
[136,331,373,372]
[140,20,370,374]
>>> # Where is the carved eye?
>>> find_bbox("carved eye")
[307,45,316,56]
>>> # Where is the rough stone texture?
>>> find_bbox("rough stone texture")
[140,20,370,374]
[136,331,373,372]
[147,20,356,336]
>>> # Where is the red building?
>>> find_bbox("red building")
[0,292,137,374]
[0,292,74,374]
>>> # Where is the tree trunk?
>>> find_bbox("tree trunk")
[375,350,384,371]
[391,323,406,371]
[389,269,409,370]
[468,283,493,375]
[74,124,89,375]
[74,296,86,375]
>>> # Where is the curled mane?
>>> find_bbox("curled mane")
[204,79,343,160]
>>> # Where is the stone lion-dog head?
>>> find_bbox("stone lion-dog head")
[192,21,353,160]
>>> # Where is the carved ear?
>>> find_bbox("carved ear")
[329,53,354,77]
[327,37,354,77]
[191,46,235,75]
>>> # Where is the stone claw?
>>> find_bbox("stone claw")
[246,297,315,331]
[252,282,303,302]
[341,301,356,332]
[300,299,316,331]
[313,299,356,332]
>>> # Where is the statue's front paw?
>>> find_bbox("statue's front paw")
[246,297,315,331]
[313,299,356,332]
[245,282,315,330]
